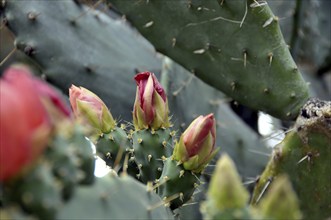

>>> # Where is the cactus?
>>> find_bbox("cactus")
[251,98,331,220]
[57,174,174,219]
[1,0,330,219]
[109,0,310,120]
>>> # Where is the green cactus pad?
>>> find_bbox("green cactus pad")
[157,158,199,210]
[251,99,331,219]
[95,127,131,169]
[109,0,310,119]
[132,128,174,183]
[57,174,174,219]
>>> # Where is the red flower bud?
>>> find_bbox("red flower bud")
[69,85,116,133]
[133,72,169,130]
[173,114,217,172]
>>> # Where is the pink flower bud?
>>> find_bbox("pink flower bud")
[69,85,116,133]
[133,72,170,130]
[0,65,54,181]
[173,114,217,172]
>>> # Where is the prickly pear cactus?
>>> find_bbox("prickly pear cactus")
[109,0,310,119]
[252,98,331,220]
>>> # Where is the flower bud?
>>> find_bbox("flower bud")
[133,72,170,130]
[173,113,217,172]
[0,65,53,181]
[258,175,301,219]
[208,154,249,210]
[69,85,116,133]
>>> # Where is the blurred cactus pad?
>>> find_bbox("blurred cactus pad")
[1,0,330,219]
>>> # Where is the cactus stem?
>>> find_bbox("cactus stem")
[255,177,273,204]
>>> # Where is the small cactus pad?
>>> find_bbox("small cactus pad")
[132,128,173,183]
[157,158,199,210]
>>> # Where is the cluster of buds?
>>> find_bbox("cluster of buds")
[0,65,70,181]
[173,113,218,173]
